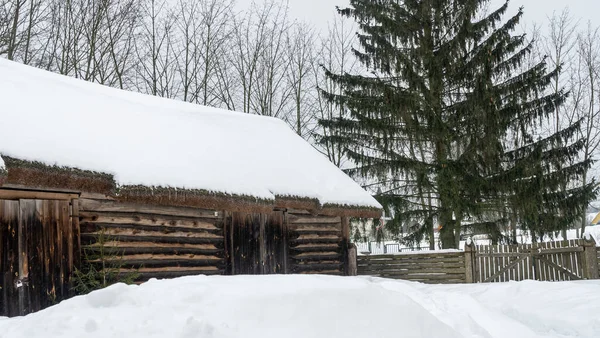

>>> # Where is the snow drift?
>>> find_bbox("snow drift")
[0,275,598,338]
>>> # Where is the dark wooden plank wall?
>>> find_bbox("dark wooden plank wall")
[0,199,77,316]
[287,210,345,275]
[228,211,286,274]
[78,198,225,281]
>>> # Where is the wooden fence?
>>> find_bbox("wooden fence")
[357,251,467,284]
[356,238,599,284]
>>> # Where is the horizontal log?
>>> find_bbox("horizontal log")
[84,242,222,256]
[79,198,223,219]
[290,244,341,253]
[290,237,341,245]
[90,253,222,262]
[80,228,222,239]
[358,257,464,265]
[287,214,341,224]
[288,226,341,235]
[116,266,223,280]
[370,277,465,284]
[290,233,341,240]
[292,262,343,272]
[90,255,224,268]
[420,280,466,284]
[291,252,341,261]
[0,188,79,200]
[358,268,466,276]
[357,257,464,264]
[357,262,465,270]
[81,234,224,246]
[80,222,223,237]
[79,212,221,230]
[371,273,466,280]
[298,270,343,275]
[357,252,464,260]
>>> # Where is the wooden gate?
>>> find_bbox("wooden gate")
[474,240,586,283]
[0,198,79,316]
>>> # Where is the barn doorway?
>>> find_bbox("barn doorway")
[0,195,80,316]
[226,211,288,275]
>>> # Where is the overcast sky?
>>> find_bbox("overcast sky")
[237,0,599,34]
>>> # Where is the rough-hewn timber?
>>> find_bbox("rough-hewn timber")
[78,198,225,282]
[287,210,344,275]
[357,252,467,284]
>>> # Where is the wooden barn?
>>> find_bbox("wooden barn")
[0,59,381,316]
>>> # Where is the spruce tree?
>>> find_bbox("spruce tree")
[319,0,596,248]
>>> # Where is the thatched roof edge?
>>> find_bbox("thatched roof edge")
[1,155,116,194]
[321,203,382,218]
[0,156,382,217]
[116,185,275,213]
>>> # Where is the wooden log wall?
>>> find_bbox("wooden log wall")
[357,252,467,284]
[78,198,225,281]
[287,210,345,275]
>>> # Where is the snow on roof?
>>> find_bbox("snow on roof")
[0,59,381,209]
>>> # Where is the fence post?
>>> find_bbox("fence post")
[348,243,358,276]
[464,239,475,283]
[582,236,599,280]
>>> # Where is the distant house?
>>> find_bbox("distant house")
[0,59,381,316]
[589,212,600,226]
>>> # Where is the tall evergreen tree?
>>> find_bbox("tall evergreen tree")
[319,0,596,248]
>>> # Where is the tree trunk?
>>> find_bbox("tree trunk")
[581,170,588,235]
[7,0,23,60]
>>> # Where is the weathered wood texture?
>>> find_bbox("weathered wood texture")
[357,252,467,284]
[474,240,587,282]
[287,211,345,275]
[78,198,225,281]
[357,239,599,284]
[227,211,286,274]
[347,243,357,276]
[0,199,78,317]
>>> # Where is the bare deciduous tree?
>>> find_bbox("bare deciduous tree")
[567,23,600,235]
[315,15,359,167]
[287,22,317,138]
[135,0,177,97]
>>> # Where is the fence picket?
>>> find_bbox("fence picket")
[356,239,597,284]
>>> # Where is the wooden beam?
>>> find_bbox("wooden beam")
[0,189,79,201]
[259,214,266,274]
[0,184,81,194]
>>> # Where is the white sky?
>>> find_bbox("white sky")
[237,0,599,34]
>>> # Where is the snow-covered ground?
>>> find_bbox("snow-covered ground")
[0,275,598,338]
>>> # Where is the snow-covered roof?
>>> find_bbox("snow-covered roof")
[0,58,381,210]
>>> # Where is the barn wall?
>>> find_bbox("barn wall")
[226,211,287,275]
[287,210,346,275]
[0,197,79,317]
[78,198,225,281]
